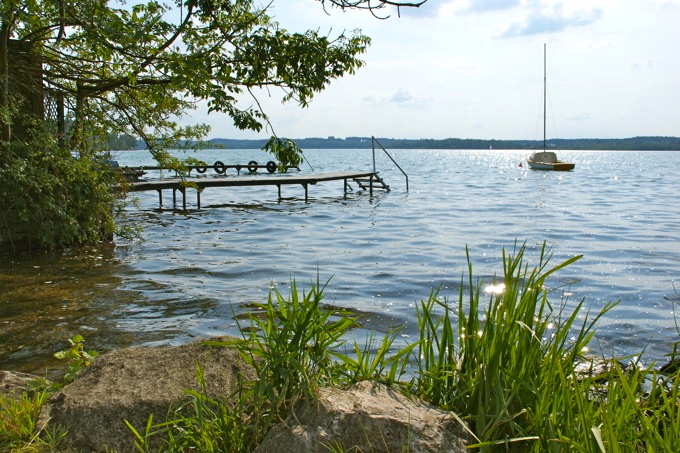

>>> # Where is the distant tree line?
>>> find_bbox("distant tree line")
[107,133,139,150]
[205,136,680,151]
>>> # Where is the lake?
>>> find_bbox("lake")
[2,148,679,376]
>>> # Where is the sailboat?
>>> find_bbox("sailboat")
[526,44,575,171]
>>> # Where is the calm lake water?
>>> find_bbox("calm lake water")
[2,148,679,375]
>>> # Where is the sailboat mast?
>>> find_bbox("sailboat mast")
[543,43,547,153]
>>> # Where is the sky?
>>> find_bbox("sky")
[187,0,680,141]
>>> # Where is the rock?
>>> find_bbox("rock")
[574,355,630,382]
[0,370,48,398]
[44,336,254,452]
[659,356,680,375]
[254,380,472,453]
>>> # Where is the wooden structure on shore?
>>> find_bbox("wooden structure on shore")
[127,171,390,209]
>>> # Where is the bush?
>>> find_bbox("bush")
[0,126,119,252]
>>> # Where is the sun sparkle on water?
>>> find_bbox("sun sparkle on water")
[484,283,506,295]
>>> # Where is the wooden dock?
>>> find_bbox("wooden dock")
[126,170,390,209]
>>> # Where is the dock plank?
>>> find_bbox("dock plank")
[128,171,378,192]
[126,171,385,208]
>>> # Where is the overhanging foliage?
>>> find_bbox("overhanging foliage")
[0,0,377,250]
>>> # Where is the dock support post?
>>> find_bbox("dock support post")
[172,189,177,207]
[197,188,201,209]
[302,184,308,201]
[276,184,281,199]
[181,188,186,210]
[157,189,163,207]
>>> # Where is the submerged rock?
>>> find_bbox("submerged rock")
[659,356,680,375]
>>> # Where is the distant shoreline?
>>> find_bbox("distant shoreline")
[209,136,680,151]
[125,136,680,151]
[115,136,680,152]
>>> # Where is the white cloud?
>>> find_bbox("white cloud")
[462,0,522,13]
[645,0,680,5]
[390,89,414,103]
[494,2,603,38]
[190,0,680,140]
[629,59,653,68]
[363,89,434,109]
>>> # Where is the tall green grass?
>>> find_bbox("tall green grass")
[409,243,680,452]
[225,277,356,442]
[411,244,614,448]
[0,391,47,450]
[127,364,250,452]
[0,389,69,452]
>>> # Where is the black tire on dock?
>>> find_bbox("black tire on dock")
[266,161,277,173]
[248,160,258,173]
[214,161,226,174]
[196,161,208,173]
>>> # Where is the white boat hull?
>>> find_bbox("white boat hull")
[526,160,575,171]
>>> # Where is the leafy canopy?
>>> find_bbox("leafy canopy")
[0,1,373,250]
[2,0,371,161]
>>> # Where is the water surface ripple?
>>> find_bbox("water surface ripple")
[2,149,679,374]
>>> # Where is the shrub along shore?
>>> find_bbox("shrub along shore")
[2,243,679,452]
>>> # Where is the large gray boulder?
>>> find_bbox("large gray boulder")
[44,337,254,452]
[254,380,472,453]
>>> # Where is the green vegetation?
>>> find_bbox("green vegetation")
[0,335,95,452]
[126,365,251,453]
[412,245,613,450]
[0,390,53,452]
[0,126,120,252]
[52,335,98,385]
[107,133,139,151]
[3,245,680,452]
[0,0,371,252]
[261,137,305,172]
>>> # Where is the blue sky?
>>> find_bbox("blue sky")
[191,0,680,140]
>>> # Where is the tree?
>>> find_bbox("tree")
[317,0,427,18]
[8,0,373,154]
[0,0,367,251]
[0,0,425,251]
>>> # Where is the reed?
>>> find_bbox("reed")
[408,242,680,451]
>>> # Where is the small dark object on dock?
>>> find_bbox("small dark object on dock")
[121,167,146,182]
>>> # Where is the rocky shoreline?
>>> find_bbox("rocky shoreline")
[1,337,472,452]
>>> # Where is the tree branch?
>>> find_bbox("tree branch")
[318,0,428,18]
